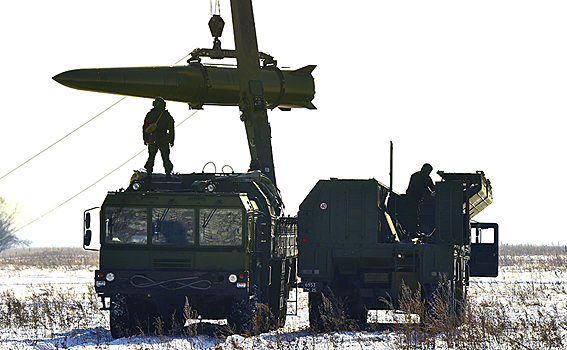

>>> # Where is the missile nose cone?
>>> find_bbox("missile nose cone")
[53,69,98,90]
[52,71,68,85]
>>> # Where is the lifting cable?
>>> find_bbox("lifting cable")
[210,0,221,16]
[0,53,192,182]
[8,109,199,237]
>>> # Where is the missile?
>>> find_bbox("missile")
[53,63,316,110]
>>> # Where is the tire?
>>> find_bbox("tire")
[228,285,276,334]
[422,281,464,326]
[227,297,253,334]
[308,289,324,332]
[110,294,130,339]
[110,294,163,338]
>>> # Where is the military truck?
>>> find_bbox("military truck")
[71,0,314,338]
[84,171,297,336]
[61,0,499,336]
[297,171,498,328]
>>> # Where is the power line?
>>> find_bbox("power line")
[2,52,196,240]
[1,52,192,182]
[0,97,126,181]
[9,109,199,237]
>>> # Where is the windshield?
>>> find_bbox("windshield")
[103,205,243,247]
[104,207,147,244]
[152,208,195,245]
[199,208,243,246]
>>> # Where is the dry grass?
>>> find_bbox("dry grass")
[0,245,567,349]
[500,244,567,269]
[0,247,97,270]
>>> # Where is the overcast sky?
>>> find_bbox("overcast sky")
[1,1,566,247]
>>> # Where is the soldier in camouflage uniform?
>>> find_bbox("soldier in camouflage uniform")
[143,97,174,180]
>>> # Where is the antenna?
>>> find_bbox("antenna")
[389,141,393,194]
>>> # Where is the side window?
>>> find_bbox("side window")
[199,208,243,246]
[104,207,147,244]
[152,208,195,245]
[471,223,496,244]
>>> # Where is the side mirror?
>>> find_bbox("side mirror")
[84,229,92,246]
[85,212,91,229]
[83,207,99,251]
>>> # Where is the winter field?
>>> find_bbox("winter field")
[1,246,566,350]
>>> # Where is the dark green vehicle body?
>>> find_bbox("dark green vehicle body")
[60,0,499,333]
[71,1,310,337]
[297,172,498,325]
[89,172,297,336]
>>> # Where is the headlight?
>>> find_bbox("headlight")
[132,182,141,191]
[228,274,238,283]
[105,272,115,282]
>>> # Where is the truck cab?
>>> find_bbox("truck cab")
[85,171,297,337]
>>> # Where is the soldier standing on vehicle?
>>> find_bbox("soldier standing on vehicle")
[143,97,174,180]
[406,163,435,240]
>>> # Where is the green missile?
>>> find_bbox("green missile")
[53,63,316,110]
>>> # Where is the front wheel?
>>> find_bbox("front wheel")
[227,286,276,334]
[110,294,130,338]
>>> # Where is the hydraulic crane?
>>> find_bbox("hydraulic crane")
[60,1,315,337]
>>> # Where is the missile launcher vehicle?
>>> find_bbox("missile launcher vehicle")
[59,0,499,337]
[298,171,498,328]
[85,170,297,337]
[74,1,309,337]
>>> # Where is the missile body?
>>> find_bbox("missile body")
[53,63,316,110]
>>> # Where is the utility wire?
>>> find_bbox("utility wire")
[0,98,126,181]
[0,52,192,181]
[2,52,195,239]
[9,109,199,236]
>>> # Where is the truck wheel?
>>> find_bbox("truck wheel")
[422,282,464,326]
[227,298,253,334]
[308,290,324,332]
[110,294,130,338]
[130,299,160,335]
[346,307,368,328]
[228,286,276,334]
[308,285,349,332]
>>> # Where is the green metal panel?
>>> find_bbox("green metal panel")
[418,245,455,281]
[193,251,247,270]
[100,249,151,270]
[435,181,467,245]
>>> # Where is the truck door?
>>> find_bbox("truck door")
[470,222,499,277]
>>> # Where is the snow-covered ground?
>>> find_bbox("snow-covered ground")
[1,262,567,349]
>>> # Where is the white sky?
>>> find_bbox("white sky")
[1,1,566,247]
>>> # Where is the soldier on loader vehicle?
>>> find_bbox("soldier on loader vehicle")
[143,97,175,180]
[406,163,435,240]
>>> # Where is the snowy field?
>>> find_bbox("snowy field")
[1,248,567,349]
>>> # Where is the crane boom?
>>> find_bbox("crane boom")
[53,0,316,188]
[230,0,276,185]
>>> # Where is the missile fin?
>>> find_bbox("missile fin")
[290,65,316,76]
[287,101,316,110]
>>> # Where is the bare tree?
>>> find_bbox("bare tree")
[0,197,29,252]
